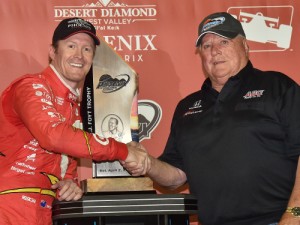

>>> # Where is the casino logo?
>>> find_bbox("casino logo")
[53,0,157,30]
[138,100,162,142]
[53,0,158,62]
[228,5,294,51]
[84,0,128,7]
[99,0,111,7]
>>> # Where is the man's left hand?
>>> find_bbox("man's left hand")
[51,179,83,201]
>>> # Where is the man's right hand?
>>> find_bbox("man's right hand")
[120,141,150,176]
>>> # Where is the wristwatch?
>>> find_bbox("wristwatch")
[286,207,300,217]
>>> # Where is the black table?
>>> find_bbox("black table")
[52,192,198,225]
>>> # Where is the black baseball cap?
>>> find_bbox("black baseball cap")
[52,18,100,45]
[195,12,245,47]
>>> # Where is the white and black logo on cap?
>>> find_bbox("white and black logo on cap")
[67,18,93,30]
[202,17,225,32]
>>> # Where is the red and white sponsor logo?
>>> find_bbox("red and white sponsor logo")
[243,90,265,99]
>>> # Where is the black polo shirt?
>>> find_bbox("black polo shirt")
[160,61,300,225]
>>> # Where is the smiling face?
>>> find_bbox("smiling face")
[49,33,95,89]
[108,118,118,133]
[199,33,249,92]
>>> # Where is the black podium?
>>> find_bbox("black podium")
[52,193,198,225]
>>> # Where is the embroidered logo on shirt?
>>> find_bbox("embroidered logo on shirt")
[55,96,64,105]
[243,90,265,99]
[26,153,36,162]
[40,200,47,208]
[184,99,203,116]
[189,100,202,110]
[32,83,47,91]
[22,195,36,204]
[68,92,78,103]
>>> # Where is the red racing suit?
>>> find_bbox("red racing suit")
[0,65,128,225]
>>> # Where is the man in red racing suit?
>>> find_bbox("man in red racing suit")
[0,17,146,225]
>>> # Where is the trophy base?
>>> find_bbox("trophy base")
[81,177,154,193]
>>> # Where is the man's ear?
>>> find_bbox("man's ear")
[49,45,55,61]
[243,39,249,55]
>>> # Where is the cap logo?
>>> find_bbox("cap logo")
[202,16,225,32]
[67,18,92,31]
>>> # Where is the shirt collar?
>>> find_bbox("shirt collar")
[49,64,80,104]
[202,60,253,93]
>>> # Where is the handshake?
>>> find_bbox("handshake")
[120,141,151,176]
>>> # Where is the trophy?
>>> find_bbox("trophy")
[81,36,153,193]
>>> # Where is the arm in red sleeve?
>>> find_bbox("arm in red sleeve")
[63,157,78,183]
[12,77,128,161]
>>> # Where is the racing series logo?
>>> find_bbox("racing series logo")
[228,5,294,52]
[138,100,162,142]
[96,74,130,93]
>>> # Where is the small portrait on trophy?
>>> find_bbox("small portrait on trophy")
[101,115,124,142]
